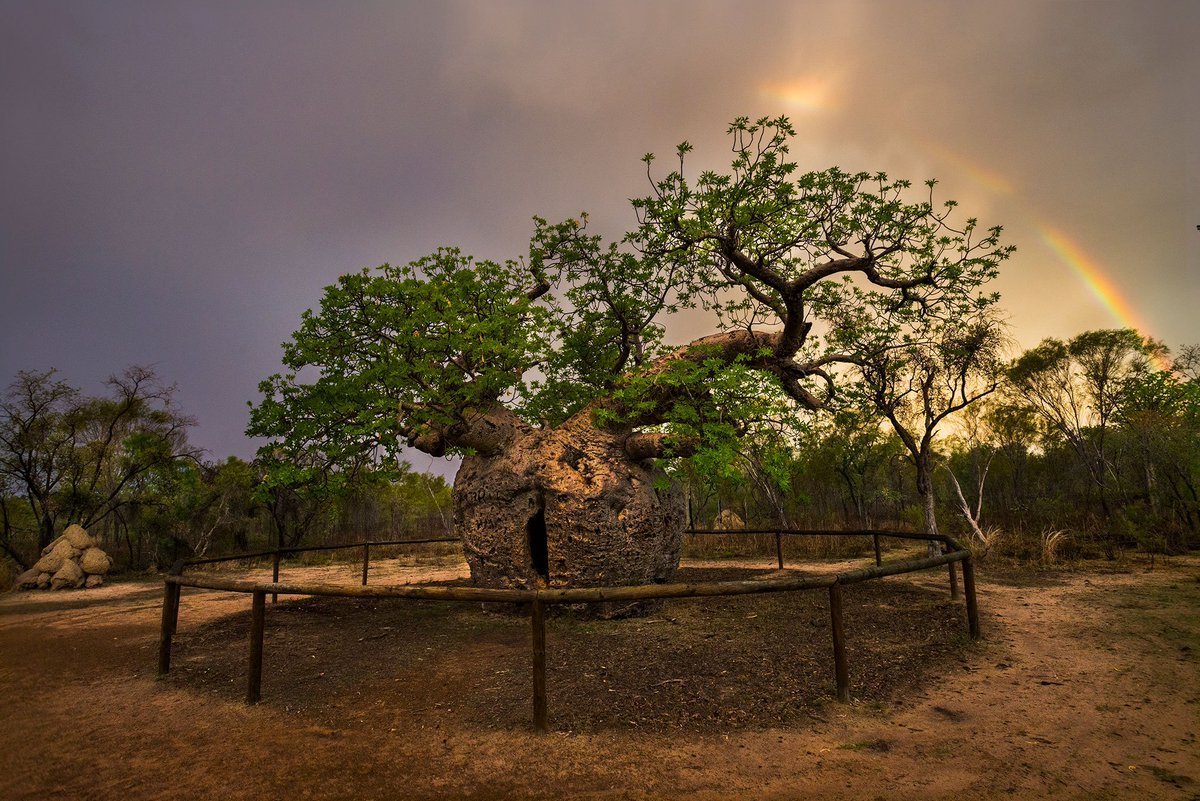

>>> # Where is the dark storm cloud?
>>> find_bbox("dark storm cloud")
[2,0,1196,465]
[1,2,463,463]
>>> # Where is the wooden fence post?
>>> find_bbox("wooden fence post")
[947,558,959,600]
[361,541,371,586]
[271,548,281,604]
[872,534,882,566]
[156,581,181,676]
[961,557,981,640]
[775,531,784,570]
[247,590,266,704]
[829,583,849,703]
[531,598,548,733]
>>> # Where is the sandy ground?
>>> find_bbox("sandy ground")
[1,552,1197,800]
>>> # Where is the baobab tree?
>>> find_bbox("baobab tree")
[249,117,1011,607]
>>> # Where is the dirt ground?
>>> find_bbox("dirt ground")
[1,551,1197,800]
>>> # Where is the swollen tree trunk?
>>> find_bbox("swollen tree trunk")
[453,407,687,618]
[412,330,815,617]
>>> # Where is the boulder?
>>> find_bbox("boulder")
[36,572,51,589]
[84,574,104,588]
[50,559,84,590]
[80,547,112,575]
[33,553,63,574]
[713,509,746,531]
[63,524,94,550]
[35,539,81,573]
[41,535,65,556]
[14,568,41,590]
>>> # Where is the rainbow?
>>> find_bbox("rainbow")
[911,142,1169,369]
[1038,225,1149,333]
[916,140,1015,196]
[1037,225,1169,369]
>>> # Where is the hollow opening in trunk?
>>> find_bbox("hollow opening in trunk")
[526,504,549,582]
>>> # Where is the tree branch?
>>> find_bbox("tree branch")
[405,404,531,458]
[623,432,699,460]
[794,255,935,292]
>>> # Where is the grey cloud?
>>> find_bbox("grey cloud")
[2,0,1195,465]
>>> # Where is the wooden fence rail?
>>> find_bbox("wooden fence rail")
[157,530,980,732]
[686,527,963,593]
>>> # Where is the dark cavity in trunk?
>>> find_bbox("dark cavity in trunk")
[527,502,549,582]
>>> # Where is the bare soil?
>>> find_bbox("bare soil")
[1,551,1197,800]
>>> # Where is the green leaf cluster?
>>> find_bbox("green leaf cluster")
[250,117,1011,486]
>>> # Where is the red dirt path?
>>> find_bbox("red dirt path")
[1,554,1197,800]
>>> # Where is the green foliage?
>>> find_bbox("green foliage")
[0,367,198,567]
[249,248,551,464]
[1008,328,1164,443]
[1005,329,1168,522]
[524,214,678,423]
[633,117,1010,342]
[251,116,1012,501]
[1116,367,1200,423]
[677,330,1200,560]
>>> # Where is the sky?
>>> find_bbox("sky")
[2,0,1197,475]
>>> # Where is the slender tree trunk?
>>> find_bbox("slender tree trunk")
[915,454,939,557]
[40,510,55,551]
[0,504,29,570]
[943,456,994,549]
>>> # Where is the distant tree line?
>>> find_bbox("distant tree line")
[2,327,1195,581]
[0,367,451,578]
[678,329,1199,561]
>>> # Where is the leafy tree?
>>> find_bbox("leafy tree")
[0,367,198,567]
[135,457,260,562]
[250,117,1011,588]
[1112,359,1200,545]
[845,312,1008,546]
[1007,329,1165,518]
[981,398,1041,522]
[1172,344,1200,382]
[254,446,366,550]
[325,463,452,542]
[941,399,1004,549]
[809,407,906,527]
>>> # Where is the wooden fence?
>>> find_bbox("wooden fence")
[156,530,980,732]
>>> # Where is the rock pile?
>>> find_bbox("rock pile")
[13,525,113,591]
[713,509,746,531]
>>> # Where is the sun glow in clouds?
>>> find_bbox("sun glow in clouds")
[759,77,837,112]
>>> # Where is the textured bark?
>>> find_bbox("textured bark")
[410,405,529,457]
[426,330,822,616]
[454,414,687,618]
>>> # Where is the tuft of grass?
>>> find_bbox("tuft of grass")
[1041,529,1067,565]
